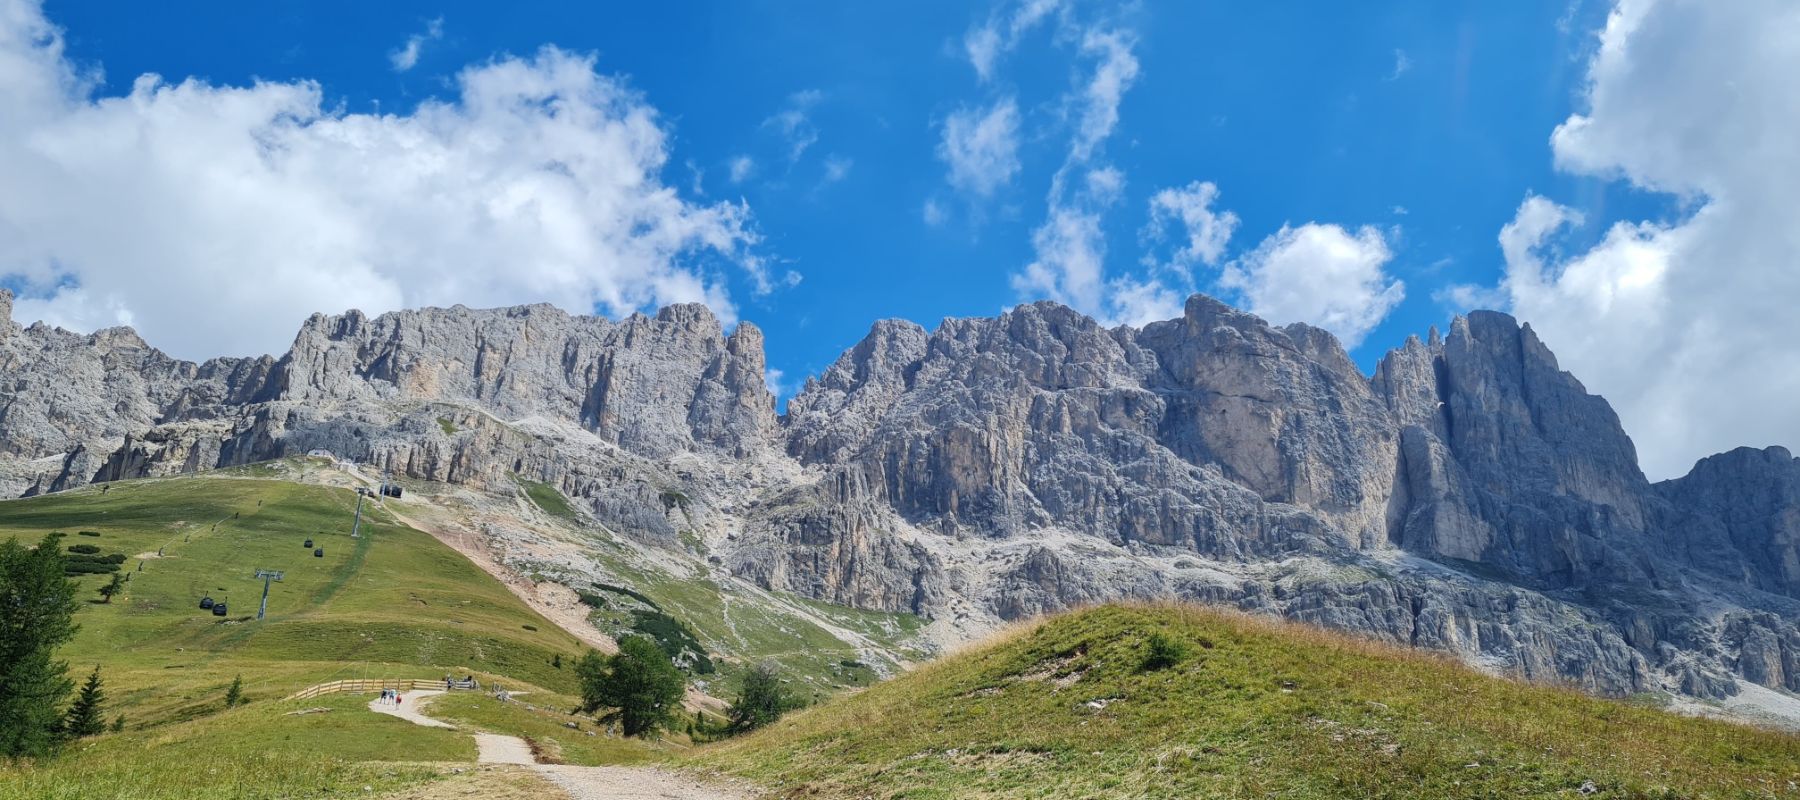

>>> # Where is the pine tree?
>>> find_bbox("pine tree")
[0,533,81,758]
[576,636,685,737]
[110,715,126,733]
[63,666,106,738]
[98,572,126,603]
[225,674,244,707]
[728,662,797,733]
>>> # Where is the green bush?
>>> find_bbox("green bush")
[76,531,102,537]
[66,544,100,555]
[1140,631,1189,672]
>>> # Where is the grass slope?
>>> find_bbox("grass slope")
[0,471,621,797]
[693,603,1800,799]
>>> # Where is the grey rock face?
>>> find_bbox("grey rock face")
[2,293,1797,708]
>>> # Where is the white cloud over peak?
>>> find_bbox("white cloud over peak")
[0,0,768,361]
[1145,181,1239,269]
[1473,0,1800,479]
[938,97,1021,197]
[1222,224,1402,349]
[389,17,443,72]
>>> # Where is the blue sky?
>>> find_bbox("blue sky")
[5,1,1798,479]
[41,0,1623,371]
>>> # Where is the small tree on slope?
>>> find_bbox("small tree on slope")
[225,674,244,708]
[0,534,80,758]
[98,572,125,604]
[577,636,685,737]
[728,662,797,733]
[63,666,107,738]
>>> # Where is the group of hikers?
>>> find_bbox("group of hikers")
[376,688,404,706]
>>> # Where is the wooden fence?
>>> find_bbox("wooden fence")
[286,677,470,701]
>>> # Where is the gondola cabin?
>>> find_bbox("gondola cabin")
[212,602,227,617]
[314,548,324,558]
[198,596,214,610]
[303,538,313,548]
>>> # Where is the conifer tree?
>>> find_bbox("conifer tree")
[576,637,684,737]
[225,674,244,707]
[728,662,797,733]
[0,533,80,758]
[98,572,125,603]
[63,665,107,738]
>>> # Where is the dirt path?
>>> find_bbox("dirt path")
[534,765,753,800]
[371,688,753,799]
[368,689,454,729]
[473,732,537,765]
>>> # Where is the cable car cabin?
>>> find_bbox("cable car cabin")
[314,548,324,558]
[303,538,313,548]
[199,596,214,610]
[381,485,403,499]
[212,603,227,617]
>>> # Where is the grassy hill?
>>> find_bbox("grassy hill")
[692,603,1800,799]
[0,471,628,798]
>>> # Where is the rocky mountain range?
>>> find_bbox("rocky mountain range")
[3,285,1797,712]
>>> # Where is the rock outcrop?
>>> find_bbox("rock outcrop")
[2,292,1796,710]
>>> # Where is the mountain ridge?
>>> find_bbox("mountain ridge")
[2,286,1797,716]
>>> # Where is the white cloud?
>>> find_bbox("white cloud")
[1105,277,1185,328]
[1007,15,1149,326]
[937,97,1020,197]
[1144,181,1239,269]
[922,198,947,226]
[728,154,755,184]
[1013,205,1106,312]
[1220,223,1403,348]
[822,154,852,184]
[762,89,821,163]
[764,367,789,398]
[1387,48,1412,80]
[964,0,1062,82]
[0,0,770,360]
[1471,0,1800,479]
[1069,28,1138,161]
[389,17,443,72]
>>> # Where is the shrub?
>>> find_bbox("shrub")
[66,544,100,555]
[77,531,102,537]
[1140,632,1189,672]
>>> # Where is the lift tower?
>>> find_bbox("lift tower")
[253,569,283,620]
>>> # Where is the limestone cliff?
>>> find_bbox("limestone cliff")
[1,292,1796,709]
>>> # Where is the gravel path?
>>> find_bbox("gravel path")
[474,732,537,765]
[369,688,753,798]
[533,765,753,800]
